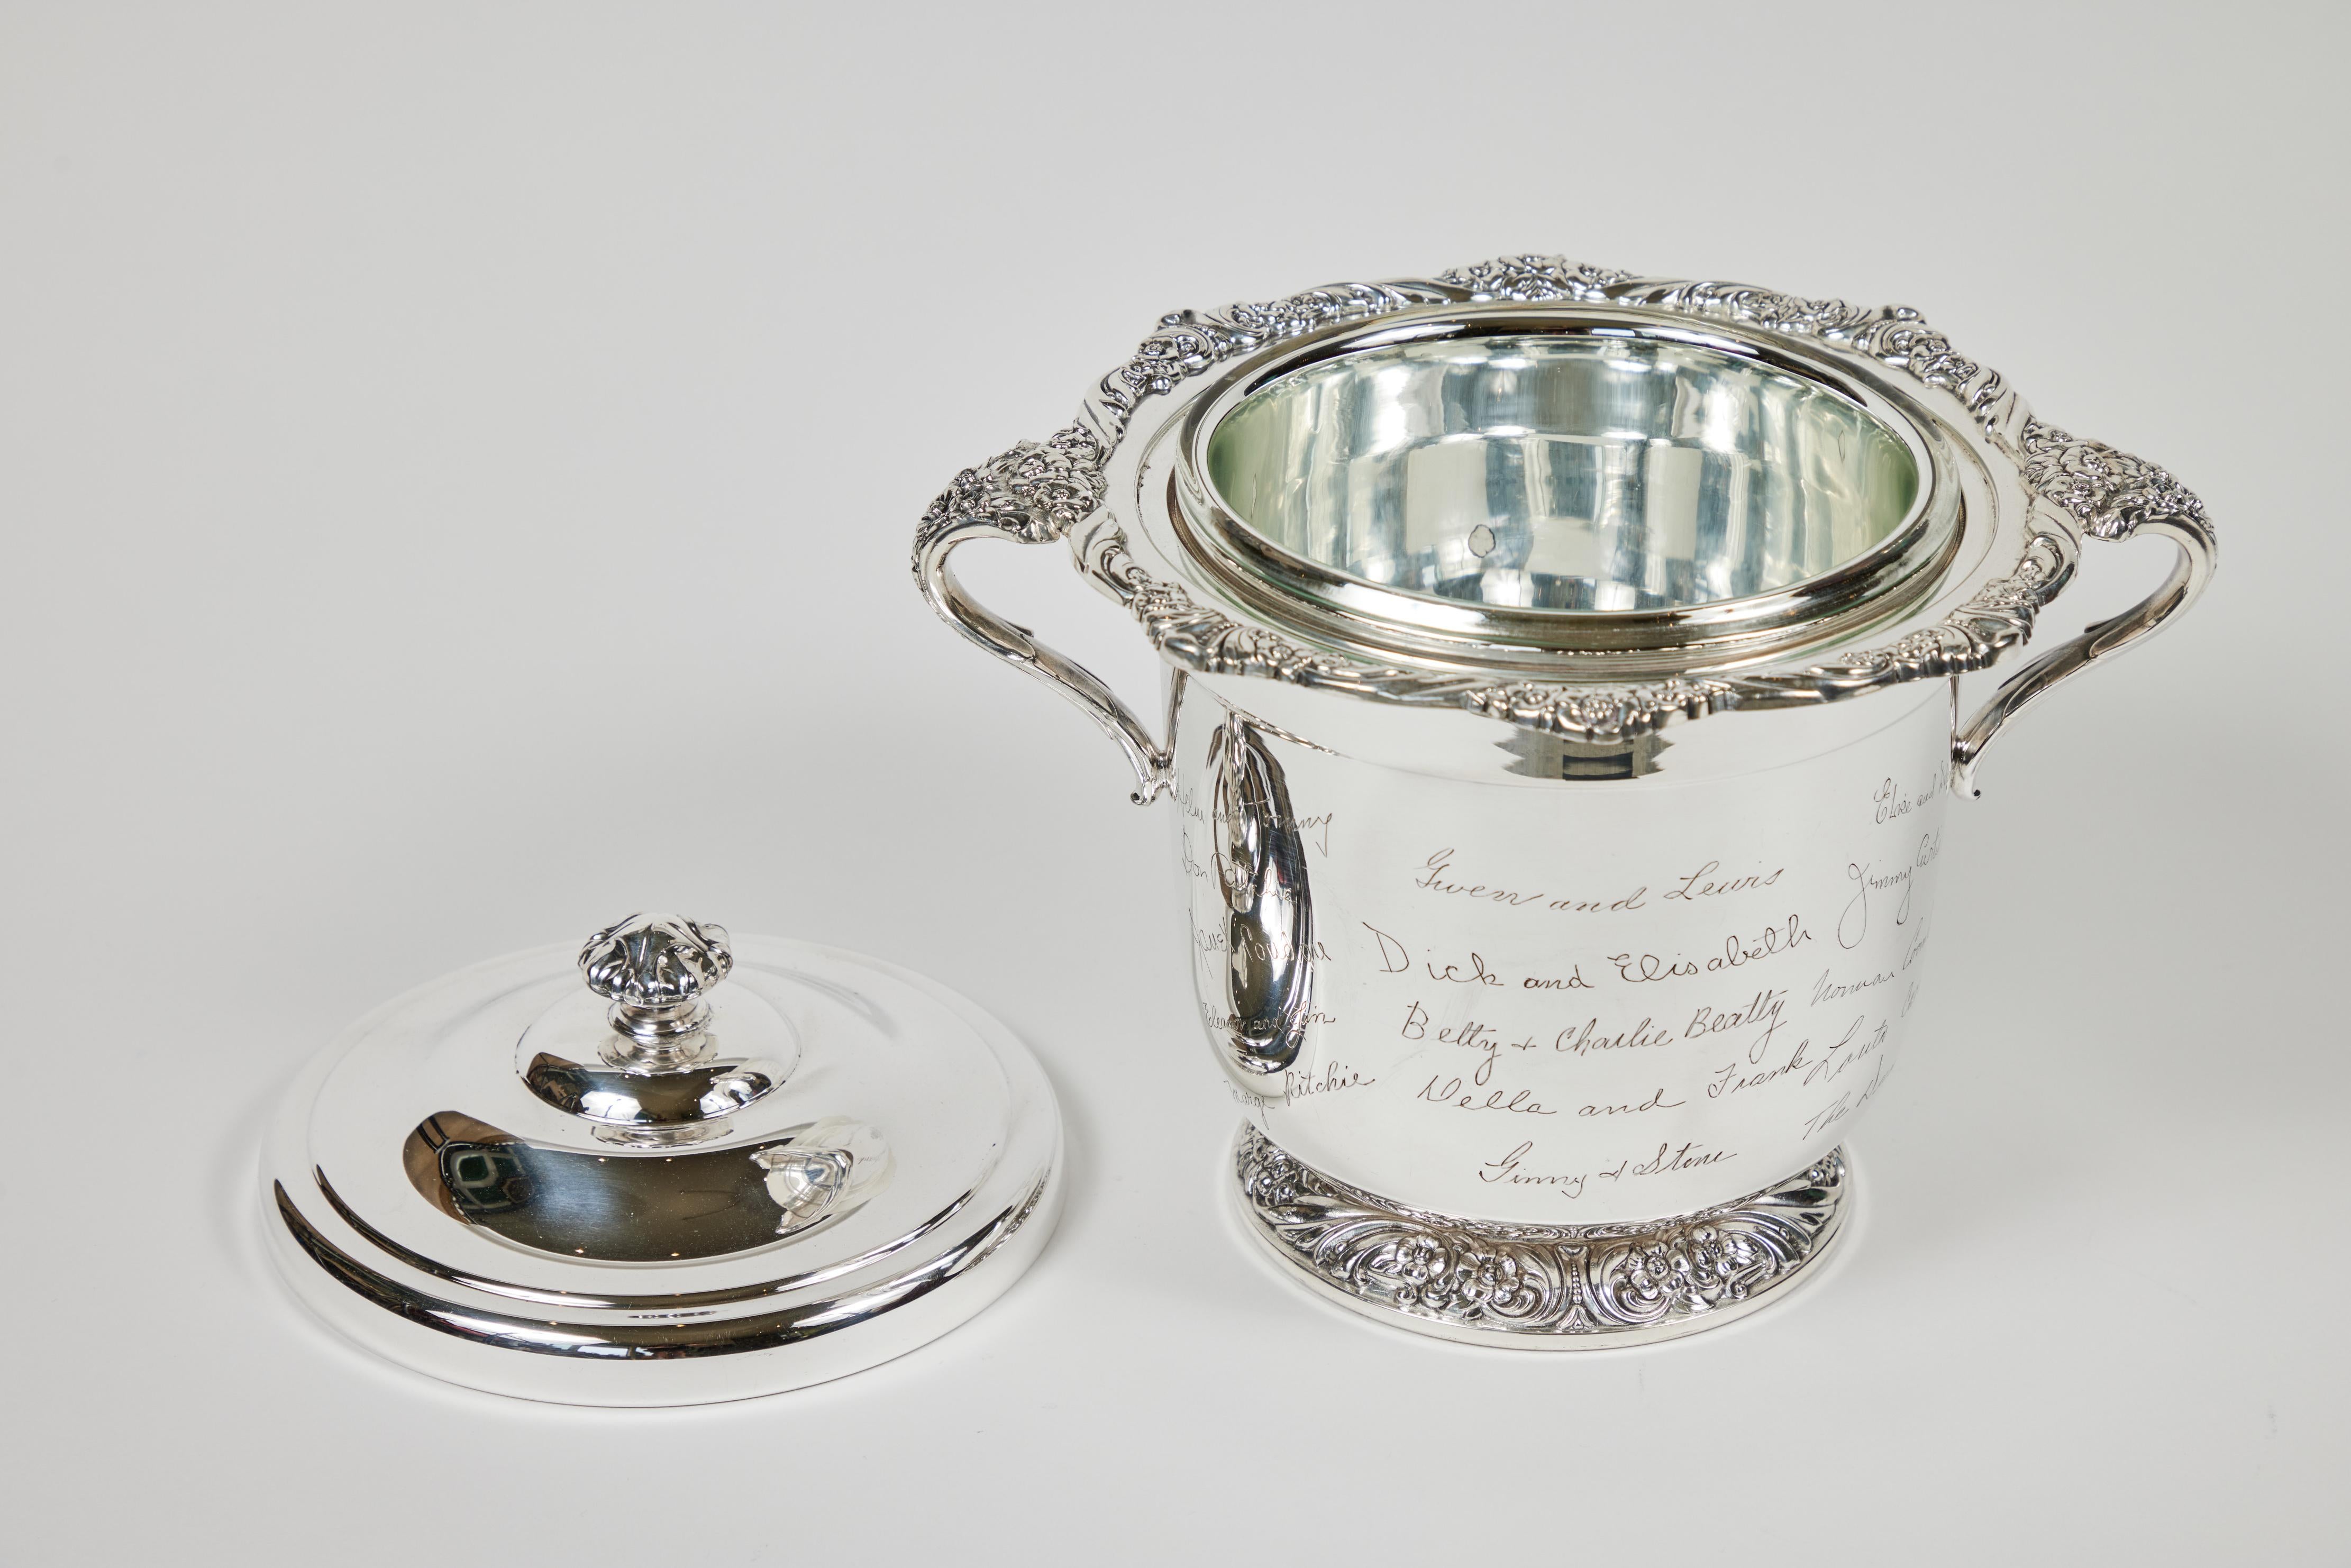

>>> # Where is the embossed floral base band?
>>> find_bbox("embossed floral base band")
[1234,1129,1849,1348]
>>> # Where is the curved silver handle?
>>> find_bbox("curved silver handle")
[1952,423,2217,797]
[914,426,1170,805]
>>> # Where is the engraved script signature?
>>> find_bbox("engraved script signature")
[1607,915,1811,983]
[1838,833,1939,950]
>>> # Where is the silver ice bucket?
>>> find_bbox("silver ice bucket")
[914,256,2213,1346]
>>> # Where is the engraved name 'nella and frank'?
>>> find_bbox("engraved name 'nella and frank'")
[1181,773,1942,1205]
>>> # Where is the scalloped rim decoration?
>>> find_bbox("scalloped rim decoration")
[917,256,2210,741]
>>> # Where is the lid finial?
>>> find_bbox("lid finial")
[578,913,734,1047]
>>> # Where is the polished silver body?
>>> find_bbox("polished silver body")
[264,917,1062,1403]
[916,255,2212,1346]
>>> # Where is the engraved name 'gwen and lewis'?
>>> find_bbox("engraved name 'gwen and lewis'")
[1186,772,1944,1206]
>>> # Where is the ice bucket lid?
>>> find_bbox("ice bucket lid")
[262,913,1062,1405]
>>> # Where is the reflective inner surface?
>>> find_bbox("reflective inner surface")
[1204,334,1920,615]
[401,1111,890,1261]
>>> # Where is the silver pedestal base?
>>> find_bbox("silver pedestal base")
[1232,1127,1850,1349]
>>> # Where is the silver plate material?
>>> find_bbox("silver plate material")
[1233,1128,1848,1349]
[1182,315,1952,663]
[915,254,2215,803]
[912,255,2215,1350]
[263,932,1061,1406]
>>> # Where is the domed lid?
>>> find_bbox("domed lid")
[263,914,1061,1406]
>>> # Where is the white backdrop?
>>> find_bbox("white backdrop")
[5,3,2344,1563]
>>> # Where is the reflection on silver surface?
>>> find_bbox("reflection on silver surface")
[1205,334,1918,615]
[276,1170,1050,1362]
[314,1163,976,1310]
[517,910,794,1137]
[517,1048,780,1133]
[913,254,2218,1351]
[580,913,736,1046]
[402,1111,891,1261]
[1208,716,1313,1079]
[1234,1128,1848,1348]
[521,1051,779,1130]
[267,925,1064,1403]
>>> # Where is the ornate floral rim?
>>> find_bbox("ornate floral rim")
[917,256,2211,742]
[1233,1126,1847,1345]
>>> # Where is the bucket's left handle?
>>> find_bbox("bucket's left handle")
[914,427,1171,805]
[1952,424,2216,797]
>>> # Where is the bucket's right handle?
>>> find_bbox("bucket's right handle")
[1952,423,2216,797]
[914,426,1172,805]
